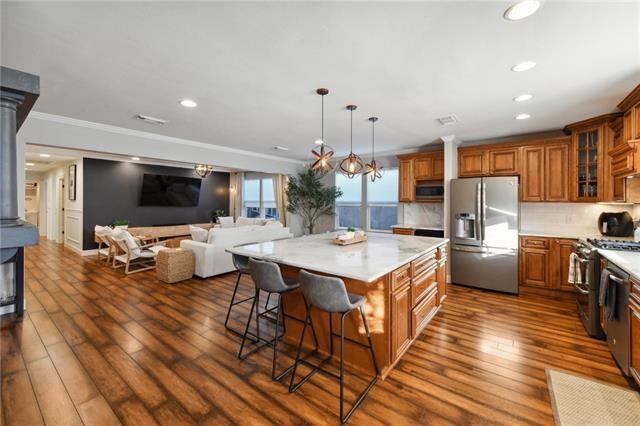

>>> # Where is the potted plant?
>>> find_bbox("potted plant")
[112,219,129,230]
[286,168,342,235]
[345,226,356,240]
[209,209,226,223]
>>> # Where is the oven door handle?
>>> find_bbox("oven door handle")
[609,275,626,284]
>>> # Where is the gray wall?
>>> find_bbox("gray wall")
[82,158,229,249]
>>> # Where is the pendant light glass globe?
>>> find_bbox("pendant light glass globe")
[194,164,214,177]
[364,117,384,182]
[310,88,334,174]
[339,105,364,178]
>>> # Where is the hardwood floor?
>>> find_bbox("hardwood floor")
[1,238,631,425]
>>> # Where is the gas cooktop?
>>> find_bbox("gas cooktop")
[586,238,640,252]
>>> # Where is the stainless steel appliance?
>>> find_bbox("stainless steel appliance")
[572,240,604,339]
[415,182,444,201]
[604,264,630,374]
[450,177,519,294]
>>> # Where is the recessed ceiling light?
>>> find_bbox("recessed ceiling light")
[513,94,533,102]
[511,61,536,72]
[39,153,50,158]
[515,113,531,120]
[26,162,35,166]
[315,139,324,145]
[503,0,541,21]
[131,157,140,161]
[179,99,197,108]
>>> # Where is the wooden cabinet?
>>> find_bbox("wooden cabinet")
[397,150,444,202]
[436,258,447,305]
[571,125,604,201]
[488,148,519,175]
[554,239,577,291]
[519,236,577,291]
[392,227,415,236]
[399,159,415,202]
[520,248,550,288]
[458,149,487,177]
[391,281,412,361]
[545,144,570,201]
[458,137,570,202]
[521,146,545,202]
[412,287,438,337]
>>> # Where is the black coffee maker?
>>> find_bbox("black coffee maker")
[598,211,634,237]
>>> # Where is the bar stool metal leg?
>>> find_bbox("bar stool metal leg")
[225,271,257,338]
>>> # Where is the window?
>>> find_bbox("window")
[243,176,279,219]
[367,169,398,231]
[335,173,362,228]
[335,169,399,232]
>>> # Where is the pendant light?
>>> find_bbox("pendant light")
[194,164,214,177]
[310,88,334,173]
[339,105,364,178]
[364,117,384,182]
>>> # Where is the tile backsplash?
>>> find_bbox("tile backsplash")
[403,203,444,228]
[521,203,639,236]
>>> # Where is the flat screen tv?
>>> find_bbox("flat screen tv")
[140,174,201,207]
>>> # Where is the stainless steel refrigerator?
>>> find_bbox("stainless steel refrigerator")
[450,176,519,294]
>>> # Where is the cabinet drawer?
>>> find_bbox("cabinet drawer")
[521,236,550,249]
[412,287,438,337]
[393,227,416,236]
[411,264,437,306]
[391,264,411,292]
[411,251,437,277]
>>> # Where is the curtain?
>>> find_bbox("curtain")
[230,172,244,219]
[273,174,289,226]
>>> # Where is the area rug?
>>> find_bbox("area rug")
[546,368,640,425]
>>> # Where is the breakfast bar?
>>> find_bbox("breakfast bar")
[227,232,449,378]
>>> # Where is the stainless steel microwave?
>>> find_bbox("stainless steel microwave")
[415,182,445,200]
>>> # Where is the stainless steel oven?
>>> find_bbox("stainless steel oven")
[415,182,444,201]
[573,240,605,339]
[604,264,630,375]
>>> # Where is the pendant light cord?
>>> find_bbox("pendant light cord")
[321,94,324,142]
[371,119,375,160]
[350,108,353,152]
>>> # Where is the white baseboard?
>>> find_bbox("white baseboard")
[64,243,83,255]
[82,249,98,256]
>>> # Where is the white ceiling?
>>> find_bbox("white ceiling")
[3,1,639,161]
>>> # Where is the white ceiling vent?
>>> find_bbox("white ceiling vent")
[135,114,167,125]
[436,115,458,125]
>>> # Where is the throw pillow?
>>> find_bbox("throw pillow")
[218,216,234,228]
[235,216,255,227]
[189,225,208,242]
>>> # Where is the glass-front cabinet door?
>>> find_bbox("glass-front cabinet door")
[573,126,603,201]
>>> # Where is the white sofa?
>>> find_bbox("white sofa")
[180,221,293,278]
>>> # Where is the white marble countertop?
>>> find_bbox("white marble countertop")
[597,249,640,281]
[226,232,449,283]
[392,224,444,231]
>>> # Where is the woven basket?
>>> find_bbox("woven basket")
[156,248,195,283]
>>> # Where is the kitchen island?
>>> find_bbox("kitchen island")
[227,232,449,378]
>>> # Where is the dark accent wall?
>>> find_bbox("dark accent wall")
[83,158,229,249]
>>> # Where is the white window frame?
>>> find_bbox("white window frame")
[335,169,400,233]
[242,176,278,219]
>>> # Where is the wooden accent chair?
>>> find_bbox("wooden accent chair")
[94,225,116,264]
[111,228,168,274]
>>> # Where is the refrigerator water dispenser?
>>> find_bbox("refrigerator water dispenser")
[455,213,476,239]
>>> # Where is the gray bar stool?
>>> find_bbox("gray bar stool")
[289,269,379,424]
[238,258,318,381]
[224,253,258,337]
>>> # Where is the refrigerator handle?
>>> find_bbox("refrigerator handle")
[475,182,482,241]
[481,182,487,241]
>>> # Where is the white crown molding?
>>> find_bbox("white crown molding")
[29,111,304,166]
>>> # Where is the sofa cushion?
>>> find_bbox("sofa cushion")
[189,225,208,242]
[218,216,234,228]
[236,216,260,227]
